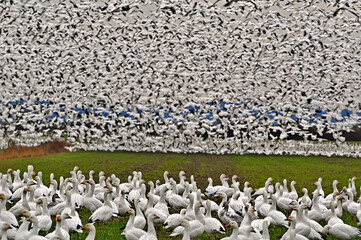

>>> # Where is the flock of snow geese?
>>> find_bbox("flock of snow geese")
[0,165,361,239]
[0,0,361,156]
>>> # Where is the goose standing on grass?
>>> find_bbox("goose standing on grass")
[288,181,298,200]
[89,189,115,223]
[180,219,191,240]
[281,215,308,240]
[45,215,66,240]
[267,194,288,227]
[134,198,146,230]
[83,180,102,212]
[298,188,312,206]
[324,180,340,202]
[82,223,96,240]
[0,223,12,240]
[9,188,30,216]
[124,209,147,240]
[204,200,226,238]
[328,201,344,226]
[163,209,186,230]
[322,223,361,239]
[221,221,239,240]
[342,188,359,218]
[0,193,18,229]
[36,197,52,233]
[27,216,48,240]
[139,213,158,240]
[16,211,32,240]
[170,201,205,238]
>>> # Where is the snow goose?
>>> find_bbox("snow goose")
[277,186,293,211]
[134,198,146,230]
[50,189,72,216]
[138,184,148,212]
[347,177,359,197]
[343,188,359,218]
[253,178,273,196]
[0,223,12,240]
[45,215,67,240]
[170,201,205,238]
[89,189,116,223]
[144,193,168,224]
[260,220,270,240]
[322,223,361,239]
[229,192,243,215]
[0,193,18,229]
[328,201,344,226]
[124,209,147,239]
[180,219,191,240]
[26,216,47,240]
[280,215,308,240]
[15,211,31,240]
[357,200,361,226]
[313,178,325,198]
[82,223,96,240]
[9,188,30,216]
[0,175,12,200]
[139,213,158,240]
[154,186,169,216]
[83,180,103,212]
[307,190,326,222]
[33,173,49,199]
[288,181,298,200]
[216,174,233,198]
[183,194,195,221]
[204,200,226,238]
[176,171,186,195]
[324,180,340,202]
[220,221,239,240]
[168,181,188,210]
[282,179,290,198]
[217,192,242,225]
[147,181,160,204]
[63,201,83,234]
[298,188,311,206]
[251,216,272,234]
[267,194,288,227]
[12,170,23,192]
[114,187,131,217]
[239,205,261,239]
[36,197,52,233]
[163,209,186,230]
[257,191,271,217]
[204,177,219,198]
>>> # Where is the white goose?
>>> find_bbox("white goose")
[0,193,18,229]
[82,223,96,240]
[0,223,12,240]
[89,189,115,223]
[134,198,146,230]
[267,194,288,227]
[26,216,47,240]
[288,181,298,200]
[328,201,344,226]
[82,179,102,212]
[204,200,226,238]
[139,213,158,240]
[36,197,52,233]
[124,209,147,240]
[220,221,239,240]
[322,223,361,239]
[170,201,205,238]
[163,209,186,230]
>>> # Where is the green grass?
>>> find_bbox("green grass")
[1,151,361,239]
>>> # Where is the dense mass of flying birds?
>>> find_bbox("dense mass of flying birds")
[1,165,361,239]
[0,0,360,156]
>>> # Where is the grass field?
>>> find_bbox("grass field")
[1,151,361,239]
